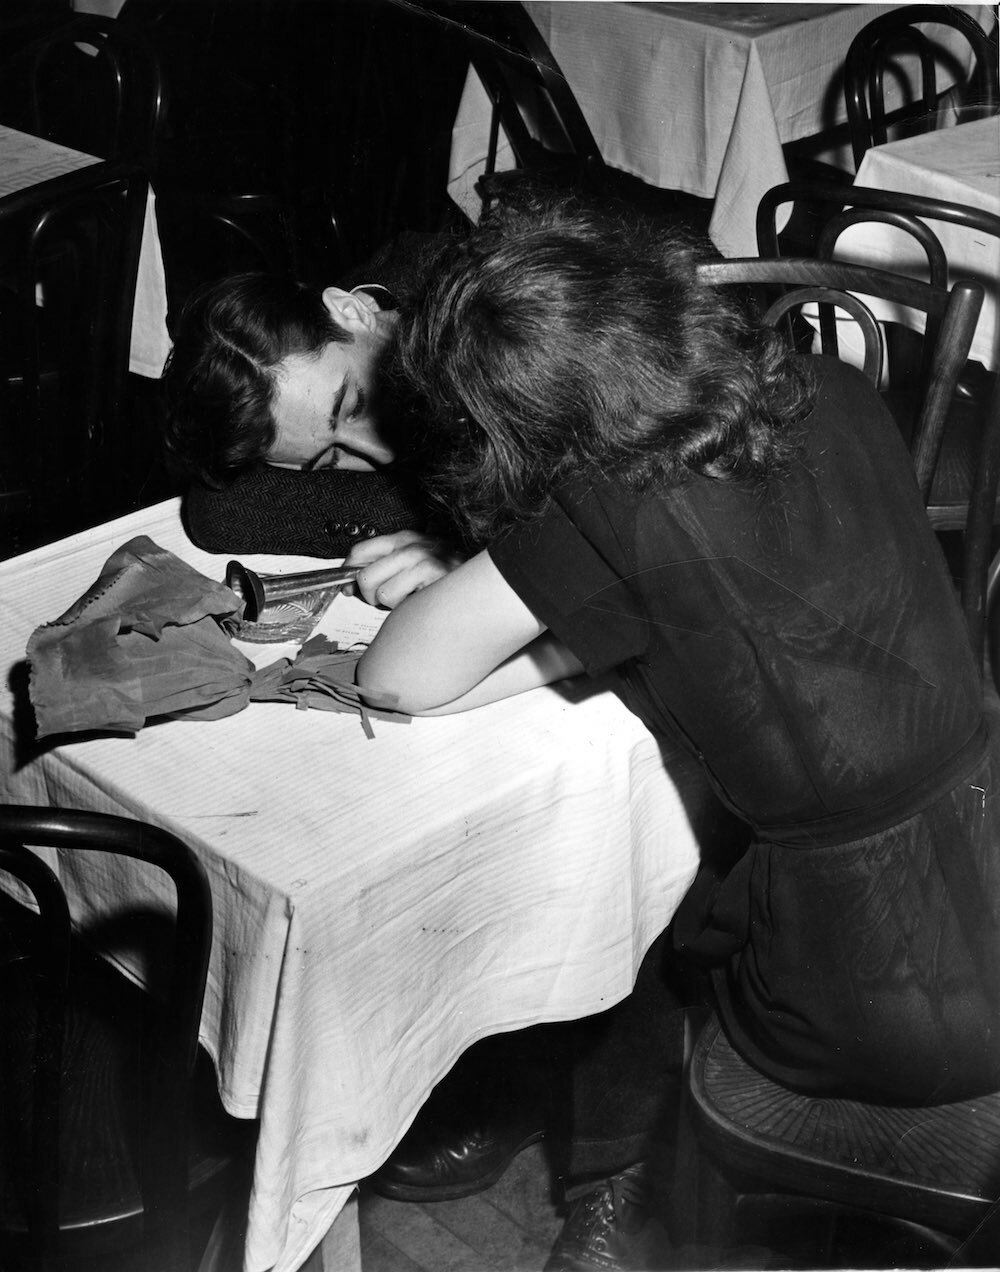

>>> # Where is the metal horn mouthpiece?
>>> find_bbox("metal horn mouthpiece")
[225,560,359,621]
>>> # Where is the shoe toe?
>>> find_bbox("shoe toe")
[369,1119,546,1202]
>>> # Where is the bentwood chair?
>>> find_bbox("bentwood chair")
[844,5,998,170]
[682,265,998,1266]
[757,180,1000,664]
[144,0,350,323]
[0,13,165,170]
[0,805,251,1272]
[0,161,149,555]
[416,0,607,215]
[403,0,704,229]
[680,1013,1000,1268]
[696,259,982,491]
[697,258,988,656]
[982,538,1000,696]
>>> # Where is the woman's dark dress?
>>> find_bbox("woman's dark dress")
[489,356,1000,1103]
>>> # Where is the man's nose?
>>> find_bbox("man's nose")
[339,413,396,467]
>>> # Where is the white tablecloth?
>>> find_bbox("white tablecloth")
[0,499,708,1271]
[448,2,993,258]
[837,118,1000,371]
[0,124,170,378]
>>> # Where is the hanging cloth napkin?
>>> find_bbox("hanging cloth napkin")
[27,536,407,740]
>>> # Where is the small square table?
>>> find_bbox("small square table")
[0,499,712,1270]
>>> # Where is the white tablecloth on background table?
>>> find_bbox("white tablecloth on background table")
[835,117,1000,371]
[0,499,709,1271]
[448,2,993,258]
[0,124,170,378]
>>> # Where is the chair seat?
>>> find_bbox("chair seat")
[883,387,997,526]
[0,914,243,1248]
[691,1016,1000,1237]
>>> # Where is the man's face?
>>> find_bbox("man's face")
[267,291,397,472]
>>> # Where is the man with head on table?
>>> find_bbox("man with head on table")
[162,234,461,608]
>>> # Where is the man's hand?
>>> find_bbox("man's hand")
[344,531,466,609]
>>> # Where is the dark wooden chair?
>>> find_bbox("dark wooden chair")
[138,0,349,325]
[696,258,983,498]
[681,1013,1000,1268]
[153,187,301,335]
[425,0,607,215]
[844,4,998,170]
[0,12,165,169]
[984,543,1000,696]
[0,804,251,1272]
[402,0,705,229]
[682,263,998,1267]
[757,179,1000,665]
[0,160,149,556]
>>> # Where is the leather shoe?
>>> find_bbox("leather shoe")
[544,1163,649,1271]
[368,1104,547,1202]
[368,1033,551,1202]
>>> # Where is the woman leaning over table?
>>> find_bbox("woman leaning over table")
[354,194,1000,1269]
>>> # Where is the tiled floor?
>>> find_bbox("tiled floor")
[357,1139,705,1272]
[359,1143,563,1272]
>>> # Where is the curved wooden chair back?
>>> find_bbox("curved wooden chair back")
[762,283,886,385]
[155,188,300,335]
[756,179,1000,661]
[844,5,998,168]
[406,0,608,215]
[0,846,70,1272]
[697,256,983,500]
[4,13,166,170]
[460,1,603,172]
[0,160,148,548]
[0,804,217,1272]
[757,178,1000,268]
[757,180,994,387]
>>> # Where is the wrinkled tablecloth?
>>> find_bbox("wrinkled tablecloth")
[2,500,710,1272]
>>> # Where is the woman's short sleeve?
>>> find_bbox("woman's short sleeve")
[488,498,649,676]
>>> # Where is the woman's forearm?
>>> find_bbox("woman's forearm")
[356,549,549,712]
[414,634,584,715]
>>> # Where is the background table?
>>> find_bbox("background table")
[0,499,710,1272]
[839,118,1000,371]
[448,2,991,257]
[0,124,170,378]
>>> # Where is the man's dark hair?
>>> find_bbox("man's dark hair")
[163,273,350,487]
[400,195,814,547]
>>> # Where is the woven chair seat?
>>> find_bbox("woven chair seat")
[691,1016,1000,1237]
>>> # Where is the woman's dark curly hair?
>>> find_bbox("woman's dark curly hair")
[162,273,350,487]
[399,195,814,548]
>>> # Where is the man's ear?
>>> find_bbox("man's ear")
[321,286,378,334]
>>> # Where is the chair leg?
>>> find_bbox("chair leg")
[692,1146,740,1254]
[668,1080,740,1258]
[963,375,1000,664]
[950,1195,1000,1267]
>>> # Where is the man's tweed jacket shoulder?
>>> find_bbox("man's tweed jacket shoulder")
[184,465,424,558]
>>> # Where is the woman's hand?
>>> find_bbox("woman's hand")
[344,530,466,609]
